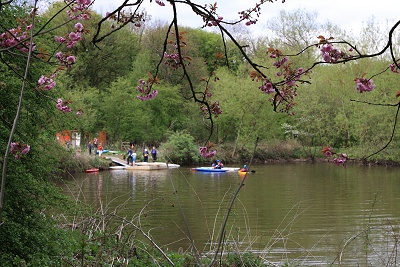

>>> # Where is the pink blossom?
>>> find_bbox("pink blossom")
[355,77,375,93]
[75,23,83,32]
[155,0,165,6]
[199,147,217,158]
[69,31,80,41]
[390,64,399,73]
[56,98,71,112]
[9,142,30,159]
[137,90,158,101]
[55,36,66,43]
[66,55,76,64]
[259,79,274,94]
[38,75,56,90]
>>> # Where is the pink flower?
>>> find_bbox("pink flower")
[9,142,30,159]
[75,23,83,32]
[355,77,375,93]
[137,90,158,101]
[38,75,56,90]
[390,64,399,73]
[21,145,30,155]
[69,32,80,41]
[199,147,217,158]
[55,36,66,43]
[155,0,165,6]
[56,98,71,112]
[66,55,76,64]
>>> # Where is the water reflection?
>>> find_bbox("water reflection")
[60,163,400,266]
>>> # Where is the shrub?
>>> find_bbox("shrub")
[159,131,200,165]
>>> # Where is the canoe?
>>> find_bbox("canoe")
[134,162,180,169]
[193,167,240,172]
[192,167,227,173]
[96,149,109,154]
[86,168,99,173]
[110,162,181,170]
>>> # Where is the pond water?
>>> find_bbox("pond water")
[60,163,400,266]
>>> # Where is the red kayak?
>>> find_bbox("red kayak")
[86,168,99,173]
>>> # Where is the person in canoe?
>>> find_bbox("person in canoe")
[239,165,248,172]
[214,160,224,169]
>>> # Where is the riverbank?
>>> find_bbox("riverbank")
[60,140,400,174]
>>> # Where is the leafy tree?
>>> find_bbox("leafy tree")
[0,2,79,265]
[159,131,200,165]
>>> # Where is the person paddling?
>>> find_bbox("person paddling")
[239,165,248,172]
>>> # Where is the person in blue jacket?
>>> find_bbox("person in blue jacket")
[127,147,133,165]
[151,146,157,162]
[214,160,224,169]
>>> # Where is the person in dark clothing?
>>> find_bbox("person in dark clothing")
[151,146,157,162]
[143,148,149,162]
[88,141,92,155]
[214,160,224,169]
[93,138,98,155]
[127,147,133,165]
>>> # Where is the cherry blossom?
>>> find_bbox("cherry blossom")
[355,77,375,93]
[10,142,30,159]
[199,146,217,158]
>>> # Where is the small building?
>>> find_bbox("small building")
[56,130,106,148]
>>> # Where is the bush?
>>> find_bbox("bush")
[159,131,200,165]
[0,142,78,266]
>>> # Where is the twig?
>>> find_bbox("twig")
[114,215,175,266]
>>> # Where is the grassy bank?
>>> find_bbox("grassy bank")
[60,139,400,172]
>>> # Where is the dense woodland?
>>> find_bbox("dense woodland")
[38,4,400,163]
[1,0,400,265]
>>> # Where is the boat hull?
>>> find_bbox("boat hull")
[192,167,227,173]
[86,168,99,173]
[111,162,180,170]
[192,167,239,172]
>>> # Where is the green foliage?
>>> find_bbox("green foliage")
[0,142,77,266]
[225,252,264,267]
[159,131,200,165]
[212,67,289,145]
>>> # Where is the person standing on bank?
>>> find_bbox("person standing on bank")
[98,142,103,157]
[88,141,92,155]
[93,138,98,155]
[151,146,157,162]
[127,147,133,165]
[143,148,149,162]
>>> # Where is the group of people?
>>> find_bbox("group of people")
[141,146,157,162]
[87,138,103,156]
[126,144,158,165]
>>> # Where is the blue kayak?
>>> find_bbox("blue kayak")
[192,167,227,173]
[96,149,109,154]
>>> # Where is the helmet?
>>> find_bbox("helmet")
[244,165,247,168]
[217,160,220,162]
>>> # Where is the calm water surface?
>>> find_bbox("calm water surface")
[60,163,400,266]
